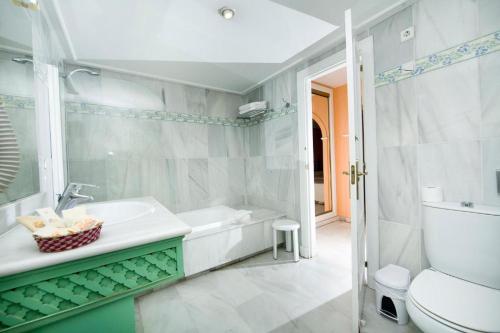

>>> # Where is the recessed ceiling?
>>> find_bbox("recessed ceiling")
[54,0,337,63]
[1,0,405,94]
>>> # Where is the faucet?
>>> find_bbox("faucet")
[55,183,98,215]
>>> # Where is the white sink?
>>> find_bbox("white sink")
[84,201,156,225]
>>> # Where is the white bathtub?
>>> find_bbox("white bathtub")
[177,205,285,276]
[177,206,251,234]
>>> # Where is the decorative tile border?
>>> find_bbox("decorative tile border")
[375,30,500,87]
[65,101,296,127]
[0,94,296,127]
[0,94,35,109]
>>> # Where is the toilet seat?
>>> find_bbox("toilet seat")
[407,269,500,333]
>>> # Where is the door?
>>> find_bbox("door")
[345,9,367,332]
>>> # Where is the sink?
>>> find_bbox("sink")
[83,201,156,225]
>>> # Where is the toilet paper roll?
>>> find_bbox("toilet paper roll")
[422,186,443,202]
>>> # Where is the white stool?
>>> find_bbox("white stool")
[272,219,300,262]
[375,264,410,325]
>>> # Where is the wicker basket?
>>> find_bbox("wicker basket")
[33,224,102,253]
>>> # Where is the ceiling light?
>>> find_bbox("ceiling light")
[218,7,235,20]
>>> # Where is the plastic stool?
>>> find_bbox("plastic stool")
[272,219,300,262]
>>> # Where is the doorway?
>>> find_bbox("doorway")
[297,33,378,331]
[310,76,351,228]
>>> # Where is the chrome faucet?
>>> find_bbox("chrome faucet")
[55,183,97,215]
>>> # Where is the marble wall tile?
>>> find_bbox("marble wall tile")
[248,123,265,157]
[160,122,208,159]
[162,81,206,115]
[67,160,107,201]
[262,80,274,110]
[104,158,143,200]
[419,140,481,202]
[188,158,209,205]
[228,158,246,203]
[370,6,414,74]
[478,0,500,35]
[416,60,481,143]
[0,51,34,97]
[415,0,479,58]
[379,219,421,278]
[376,78,417,147]
[208,125,226,157]
[479,52,500,139]
[206,90,242,118]
[225,126,246,158]
[378,146,419,226]
[264,115,294,157]
[127,118,162,158]
[481,139,500,206]
[272,70,296,110]
[245,86,263,104]
[208,157,229,203]
[164,159,190,212]
[66,68,164,110]
[245,156,265,200]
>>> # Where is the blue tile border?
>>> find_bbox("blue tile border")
[0,95,35,109]
[375,30,500,87]
[0,94,296,127]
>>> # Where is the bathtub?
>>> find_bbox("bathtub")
[178,205,285,276]
[177,206,251,234]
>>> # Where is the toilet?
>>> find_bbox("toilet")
[407,202,500,333]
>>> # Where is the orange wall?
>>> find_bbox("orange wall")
[333,84,350,219]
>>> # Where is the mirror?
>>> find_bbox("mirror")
[0,1,39,205]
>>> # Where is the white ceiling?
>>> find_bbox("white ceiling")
[54,0,337,63]
[0,0,405,94]
[0,1,32,53]
[314,67,347,88]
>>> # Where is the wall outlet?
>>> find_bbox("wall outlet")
[400,26,414,42]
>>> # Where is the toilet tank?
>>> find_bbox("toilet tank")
[423,202,500,290]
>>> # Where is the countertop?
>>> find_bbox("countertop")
[0,197,192,277]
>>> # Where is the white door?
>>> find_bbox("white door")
[345,8,367,332]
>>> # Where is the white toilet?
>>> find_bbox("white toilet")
[407,202,500,333]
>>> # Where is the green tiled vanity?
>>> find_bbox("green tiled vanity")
[0,237,184,333]
[0,198,192,333]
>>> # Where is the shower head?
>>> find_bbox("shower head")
[63,68,100,79]
[62,67,100,95]
[11,57,33,65]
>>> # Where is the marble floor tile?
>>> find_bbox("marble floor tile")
[136,222,418,333]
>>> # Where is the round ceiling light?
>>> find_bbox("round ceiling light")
[218,7,235,20]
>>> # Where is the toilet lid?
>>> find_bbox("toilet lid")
[409,269,500,333]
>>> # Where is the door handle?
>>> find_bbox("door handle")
[349,162,368,200]
[342,171,350,176]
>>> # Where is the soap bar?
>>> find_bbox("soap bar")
[62,206,87,220]
[16,216,46,232]
[36,207,62,223]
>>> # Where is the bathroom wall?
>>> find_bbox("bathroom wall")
[64,68,247,213]
[243,43,346,220]
[371,0,500,277]
[243,69,300,220]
